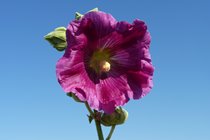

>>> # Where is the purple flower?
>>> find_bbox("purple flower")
[56,11,154,114]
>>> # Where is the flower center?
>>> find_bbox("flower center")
[99,60,111,72]
[89,49,111,73]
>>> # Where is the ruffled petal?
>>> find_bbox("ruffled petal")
[116,19,147,43]
[95,73,130,113]
[140,60,154,75]
[115,21,131,33]
[65,20,88,57]
[56,50,97,103]
[95,21,149,73]
[80,11,117,40]
[127,71,153,99]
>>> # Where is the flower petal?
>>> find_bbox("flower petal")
[56,50,97,103]
[109,20,151,71]
[95,73,130,113]
[140,60,154,76]
[100,101,116,114]
[80,11,117,40]
[127,71,153,99]
[65,20,88,57]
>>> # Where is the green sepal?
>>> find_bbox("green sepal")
[87,115,93,123]
[66,92,83,103]
[44,27,67,51]
[66,92,73,97]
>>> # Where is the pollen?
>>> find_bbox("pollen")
[100,61,111,72]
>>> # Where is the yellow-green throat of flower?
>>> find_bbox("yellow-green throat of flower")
[89,49,111,73]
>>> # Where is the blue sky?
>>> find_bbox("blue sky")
[0,0,210,140]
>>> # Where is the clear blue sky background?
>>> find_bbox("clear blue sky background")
[0,0,210,140]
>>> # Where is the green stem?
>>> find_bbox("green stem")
[85,102,94,116]
[95,119,104,140]
[85,102,104,140]
[106,125,116,140]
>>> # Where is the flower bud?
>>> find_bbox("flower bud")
[88,8,99,12]
[101,107,128,126]
[75,12,83,20]
[75,8,99,20]
[44,27,67,51]
[67,92,83,103]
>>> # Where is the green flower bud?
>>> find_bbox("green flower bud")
[75,8,99,20]
[67,92,83,103]
[101,107,128,126]
[75,12,83,20]
[44,27,67,51]
[88,7,99,12]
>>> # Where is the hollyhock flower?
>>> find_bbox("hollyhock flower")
[56,11,154,114]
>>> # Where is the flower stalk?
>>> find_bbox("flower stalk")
[95,119,104,140]
[85,102,94,116]
[106,125,116,140]
[85,102,104,140]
